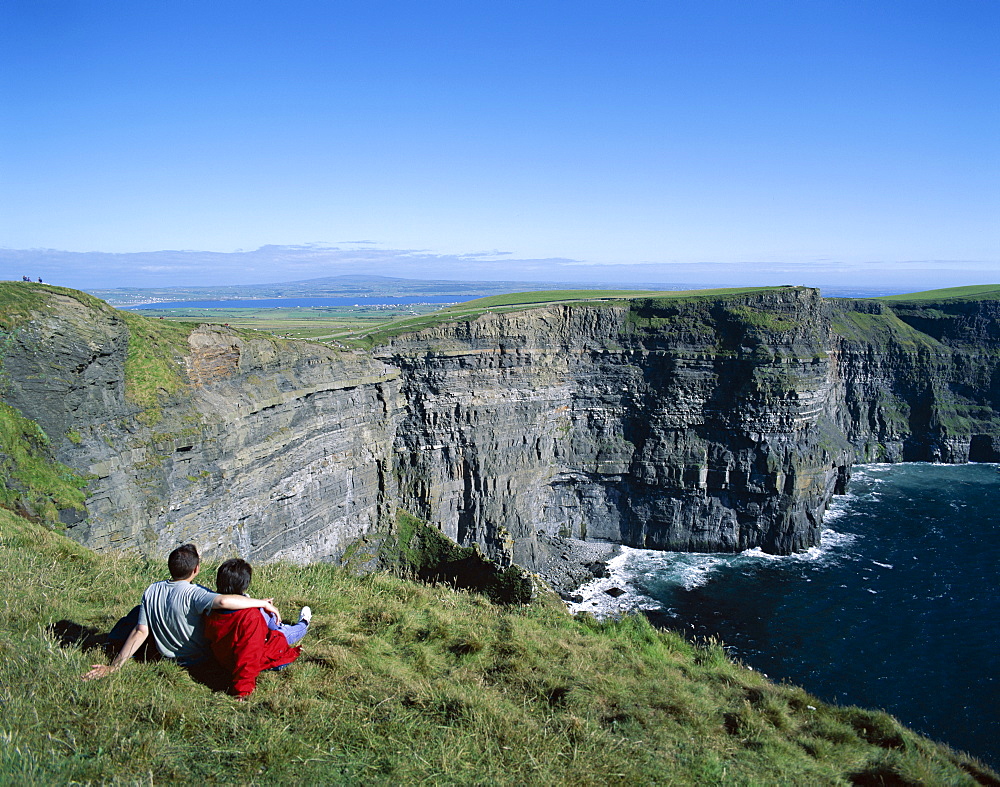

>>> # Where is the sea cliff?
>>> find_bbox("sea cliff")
[1,283,997,571]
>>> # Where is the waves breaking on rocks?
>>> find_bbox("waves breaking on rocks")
[566,528,858,619]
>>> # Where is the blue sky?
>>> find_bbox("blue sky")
[1,1,997,289]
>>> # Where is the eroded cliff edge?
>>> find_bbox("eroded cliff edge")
[2,284,997,571]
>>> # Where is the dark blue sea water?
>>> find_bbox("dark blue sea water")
[127,296,459,309]
[570,463,1000,769]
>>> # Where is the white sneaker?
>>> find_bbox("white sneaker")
[300,606,312,624]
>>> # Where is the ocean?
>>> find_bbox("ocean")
[569,462,1000,769]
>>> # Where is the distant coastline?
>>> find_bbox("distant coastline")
[125,296,462,309]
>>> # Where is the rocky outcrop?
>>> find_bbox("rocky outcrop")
[1,284,998,569]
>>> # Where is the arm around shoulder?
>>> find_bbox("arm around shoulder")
[214,594,281,621]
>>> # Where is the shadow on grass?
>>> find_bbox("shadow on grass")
[49,619,114,655]
[48,618,230,693]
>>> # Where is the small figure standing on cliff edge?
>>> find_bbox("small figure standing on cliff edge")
[82,544,282,683]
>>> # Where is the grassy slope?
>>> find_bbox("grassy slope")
[828,304,944,349]
[117,311,196,421]
[127,304,446,341]
[0,403,88,523]
[1,508,995,785]
[879,284,1000,302]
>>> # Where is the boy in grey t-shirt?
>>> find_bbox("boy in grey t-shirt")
[138,577,220,664]
[83,544,282,680]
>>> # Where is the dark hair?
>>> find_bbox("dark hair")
[168,544,200,580]
[216,558,252,595]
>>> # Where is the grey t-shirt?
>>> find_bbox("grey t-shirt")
[137,580,219,664]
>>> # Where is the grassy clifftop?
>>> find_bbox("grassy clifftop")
[344,286,786,348]
[0,281,113,332]
[0,505,996,784]
[879,284,1000,302]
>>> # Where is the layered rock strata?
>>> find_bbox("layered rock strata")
[2,285,997,570]
[3,293,402,561]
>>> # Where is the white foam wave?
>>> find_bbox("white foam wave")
[565,546,741,617]
[820,528,859,549]
[567,528,859,619]
[566,546,664,617]
[822,506,847,523]
[666,554,730,590]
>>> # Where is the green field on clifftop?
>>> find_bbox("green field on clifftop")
[340,286,785,348]
[879,284,1000,302]
[451,286,780,309]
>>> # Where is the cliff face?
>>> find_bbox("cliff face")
[2,284,997,568]
[2,289,402,562]
[384,288,850,564]
[828,298,1000,464]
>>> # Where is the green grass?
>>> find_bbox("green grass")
[0,403,89,523]
[879,284,1000,302]
[456,286,783,310]
[454,289,664,307]
[0,283,51,331]
[0,285,119,392]
[725,303,804,332]
[387,510,533,604]
[341,307,504,349]
[0,508,995,785]
[131,304,446,341]
[117,312,196,423]
[829,303,942,349]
